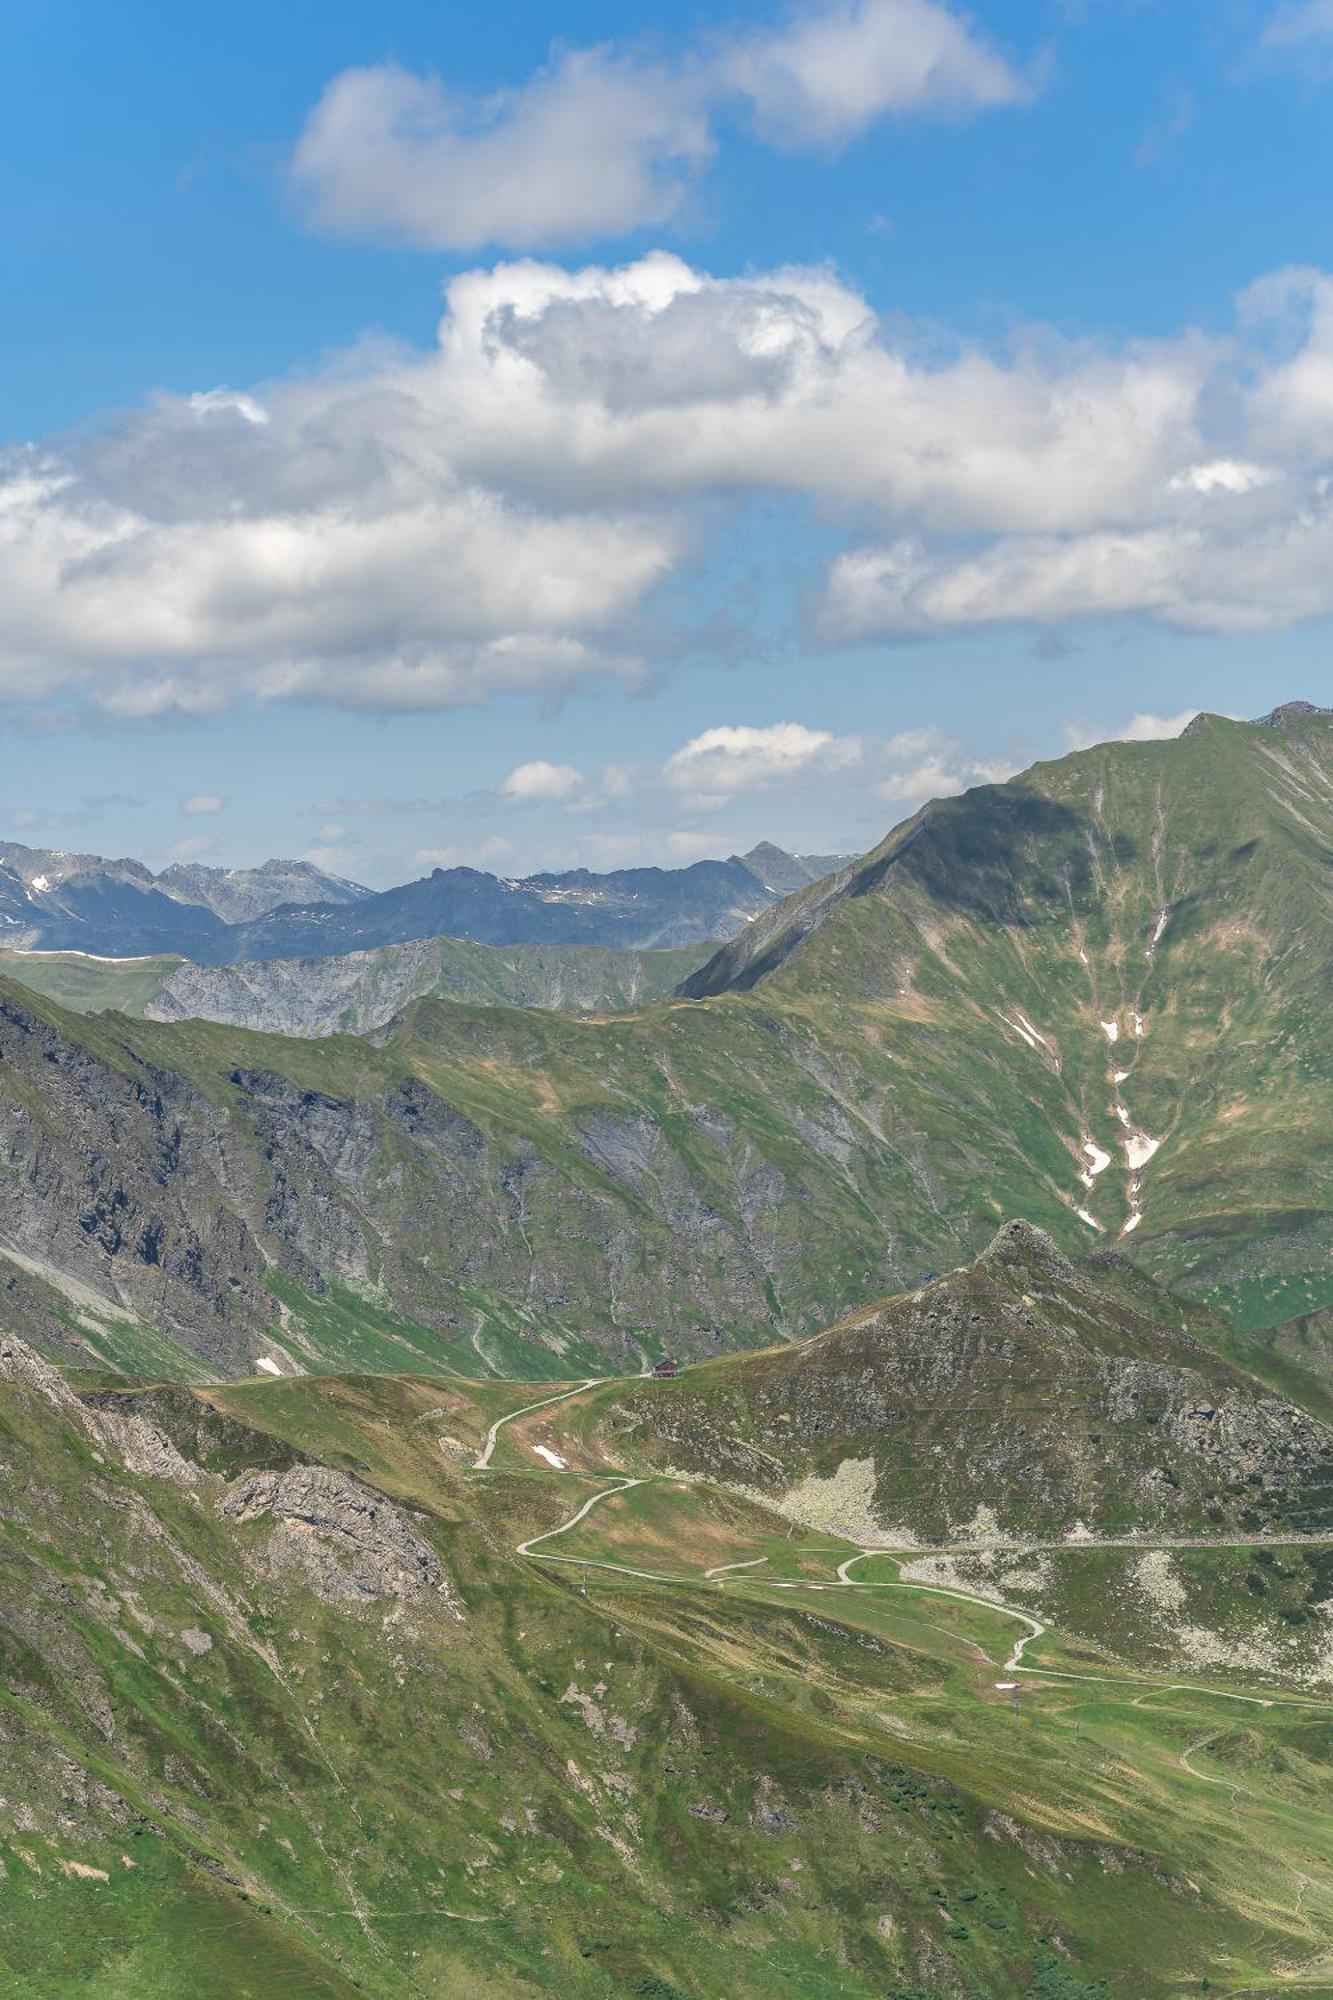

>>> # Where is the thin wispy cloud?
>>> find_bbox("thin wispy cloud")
[1262,1,1333,55]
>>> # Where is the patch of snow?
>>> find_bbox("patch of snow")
[1083,1140,1112,1178]
[1132,1012,1145,1038]
[532,1445,567,1470]
[1011,1012,1051,1051]
[8,948,159,964]
[1100,1019,1119,1042]
[1122,1211,1142,1235]
[1151,908,1169,946]
[254,1357,283,1377]
[1114,1069,1130,1084]
[1077,947,1089,966]
[29,874,49,894]
[1076,1208,1103,1230]
[1123,1132,1160,1172]
[994,1681,1018,1691]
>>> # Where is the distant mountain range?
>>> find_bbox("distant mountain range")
[0,847,369,956]
[0,839,853,964]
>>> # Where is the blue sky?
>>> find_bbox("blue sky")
[2,0,1332,885]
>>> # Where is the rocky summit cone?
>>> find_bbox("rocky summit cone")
[596,1225,1333,1545]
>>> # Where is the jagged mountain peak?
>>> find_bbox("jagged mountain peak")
[976,1216,1077,1281]
[1253,697,1333,727]
[0,835,854,963]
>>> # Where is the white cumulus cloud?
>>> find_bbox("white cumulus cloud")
[876,726,1014,802]
[8,252,1333,724]
[722,0,1028,148]
[501,759,586,802]
[1062,710,1206,752]
[291,3,1028,252]
[292,55,713,252]
[665,722,862,803]
[180,793,228,815]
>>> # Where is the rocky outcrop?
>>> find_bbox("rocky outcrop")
[0,993,275,1370]
[221,1466,456,1609]
[0,1329,86,1413]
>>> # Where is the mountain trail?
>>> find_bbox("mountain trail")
[473,1380,600,1470]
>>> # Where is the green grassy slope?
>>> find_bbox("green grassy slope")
[0,949,182,1014]
[681,706,1333,1326]
[1,1339,1331,1996]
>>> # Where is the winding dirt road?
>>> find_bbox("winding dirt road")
[473,1380,599,1470]
[514,1475,1333,1713]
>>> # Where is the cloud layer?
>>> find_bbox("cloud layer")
[6,253,1333,719]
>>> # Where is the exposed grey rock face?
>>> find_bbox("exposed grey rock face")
[0,1329,84,1412]
[0,985,832,1376]
[156,859,370,925]
[0,994,276,1371]
[222,1466,454,1608]
[0,1329,200,1488]
[100,1412,202,1485]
